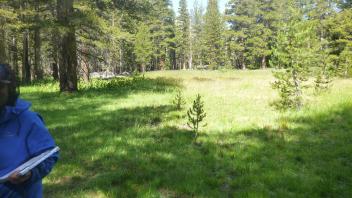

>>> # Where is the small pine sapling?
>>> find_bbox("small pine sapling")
[172,89,186,110]
[271,70,305,110]
[314,46,334,93]
[314,71,332,93]
[338,48,352,78]
[187,94,206,139]
[271,20,316,110]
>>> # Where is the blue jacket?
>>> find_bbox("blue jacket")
[0,99,58,198]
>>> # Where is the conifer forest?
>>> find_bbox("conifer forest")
[0,0,350,91]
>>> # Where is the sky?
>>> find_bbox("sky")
[171,0,228,15]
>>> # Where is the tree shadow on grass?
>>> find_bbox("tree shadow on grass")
[208,103,352,197]
[21,77,183,102]
[39,95,352,197]
[42,104,214,197]
[21,76,183,132]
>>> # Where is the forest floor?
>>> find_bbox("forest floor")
[21,70,352,197]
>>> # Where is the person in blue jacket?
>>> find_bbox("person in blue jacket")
[0,64,59,197]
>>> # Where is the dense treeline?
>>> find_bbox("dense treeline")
[0,0,351,92]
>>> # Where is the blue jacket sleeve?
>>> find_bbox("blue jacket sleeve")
[24,113,58,183]
[26,152,59,184]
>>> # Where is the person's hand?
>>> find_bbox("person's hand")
[8,171,32,184]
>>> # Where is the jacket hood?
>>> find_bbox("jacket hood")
[0,99,31,124]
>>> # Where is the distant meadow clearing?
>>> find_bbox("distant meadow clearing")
[21,70,352,197]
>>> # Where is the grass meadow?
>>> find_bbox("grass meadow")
[21,70,352,197]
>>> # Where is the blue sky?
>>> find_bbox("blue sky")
[171,0,228,15]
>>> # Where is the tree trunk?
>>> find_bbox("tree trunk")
[171,46,176,70]
[141,63,145,73]
[189,28,192,70]
[34,29,43,80]
[160,56,165,70]
[52,63,59,80]
[57,0,78,92]
[189,50,193,70]
[58,30,78,92]
[81,60,90,82]
[261,55,266,69]
[155,56,159,71]
[51,34,59,80]
[34,0,43,80]
[22,30,31,84]
[182,55,186,70]
[50,1,59,80]
[0,28,7,63]
[20,0,30,84]
[241,55,246,70]
[292,69,302,109]
[119,44,123,73]
[81,46,90,83]
[11,34,19,77]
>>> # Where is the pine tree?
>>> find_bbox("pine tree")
[0,2,19,64]
[225,0,255,69]
[134,23,153,72]
[203,0,224,69]
[308,0,335,92]
[190,1,204,68]
[325,9,352,78]
[338,47,352,77]
[33,0,43,80]
[149,0,176,70]
[0,27,7,64]
[252,0,277,69]
[172,89,186,110]
[57,0,78,92]
[176,0,191,70]
[187,94,206,139]
[226,0,277,69]
[271,1,319,110]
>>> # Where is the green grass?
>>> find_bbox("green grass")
[21,70,352,197]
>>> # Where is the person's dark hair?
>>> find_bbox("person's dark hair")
[0,64,19,106]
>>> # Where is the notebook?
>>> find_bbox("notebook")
[0,146,60,183]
